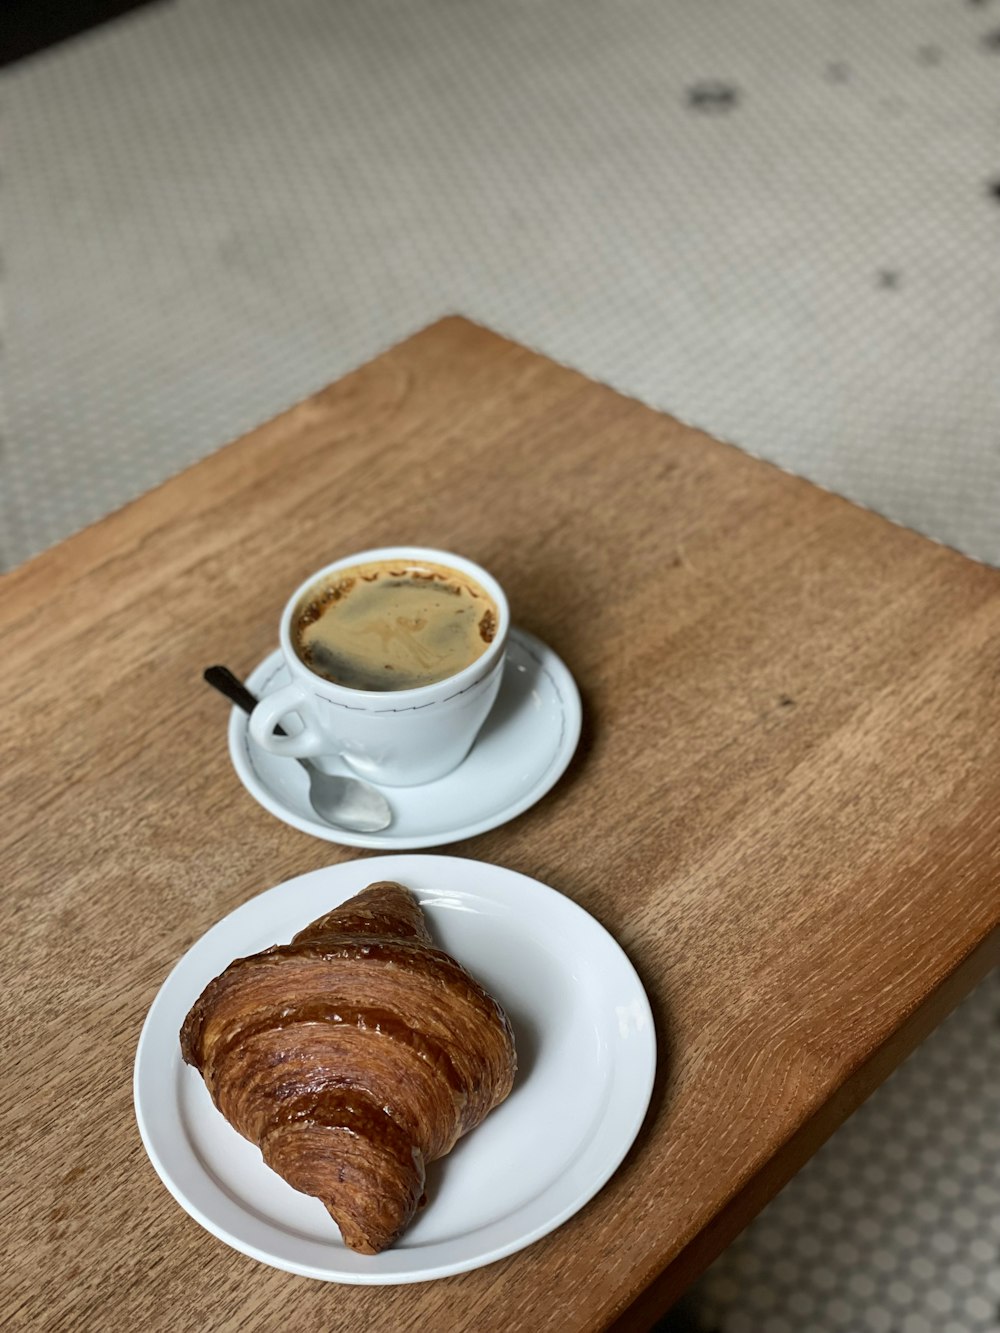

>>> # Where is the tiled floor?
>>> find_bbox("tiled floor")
[2,1,997,1327]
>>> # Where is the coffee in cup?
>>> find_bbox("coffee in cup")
[293,558,498,692]
[248,547,509,786]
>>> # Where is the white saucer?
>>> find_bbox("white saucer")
[134,855,656,1283]
[228,628,581,849]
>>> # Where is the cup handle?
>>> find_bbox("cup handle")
[248,683,331,758]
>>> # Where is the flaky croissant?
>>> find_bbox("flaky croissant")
[180,881,517,1254]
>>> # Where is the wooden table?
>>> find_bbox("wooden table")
[4,318,999,1332]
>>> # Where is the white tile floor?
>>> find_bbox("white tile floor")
[2,1,998,1327]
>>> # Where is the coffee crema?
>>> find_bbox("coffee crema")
[292,559,498,692]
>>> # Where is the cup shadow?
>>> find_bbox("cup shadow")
[476,623,596,785]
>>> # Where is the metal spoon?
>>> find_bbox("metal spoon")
[204,665,393,834]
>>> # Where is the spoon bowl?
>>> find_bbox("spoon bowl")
[298,761,393,833]
[204,666,392,834]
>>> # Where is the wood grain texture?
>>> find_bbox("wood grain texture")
[3,317,999,1333]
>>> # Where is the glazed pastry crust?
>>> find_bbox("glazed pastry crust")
[180,882,517,1254]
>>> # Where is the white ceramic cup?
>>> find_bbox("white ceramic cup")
[248,547,509,787]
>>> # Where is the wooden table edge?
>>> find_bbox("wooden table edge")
[0,315,468,602]
[609,926,1000,1330]
[4,314,992,608]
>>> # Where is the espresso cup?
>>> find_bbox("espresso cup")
[248,547,509,786]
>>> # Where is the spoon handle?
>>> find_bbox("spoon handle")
[203,664,287,736]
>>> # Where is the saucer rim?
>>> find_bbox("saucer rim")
[227,627,582,848]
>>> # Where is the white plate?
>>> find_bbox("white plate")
[134,855,656,1284]
[228,628,582,849]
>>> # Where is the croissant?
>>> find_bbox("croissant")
[180,881,517,1254]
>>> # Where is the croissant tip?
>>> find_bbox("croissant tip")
[333,1221,397,1256]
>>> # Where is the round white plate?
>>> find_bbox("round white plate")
[134,855,656,1284]
[228,627,581,849]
